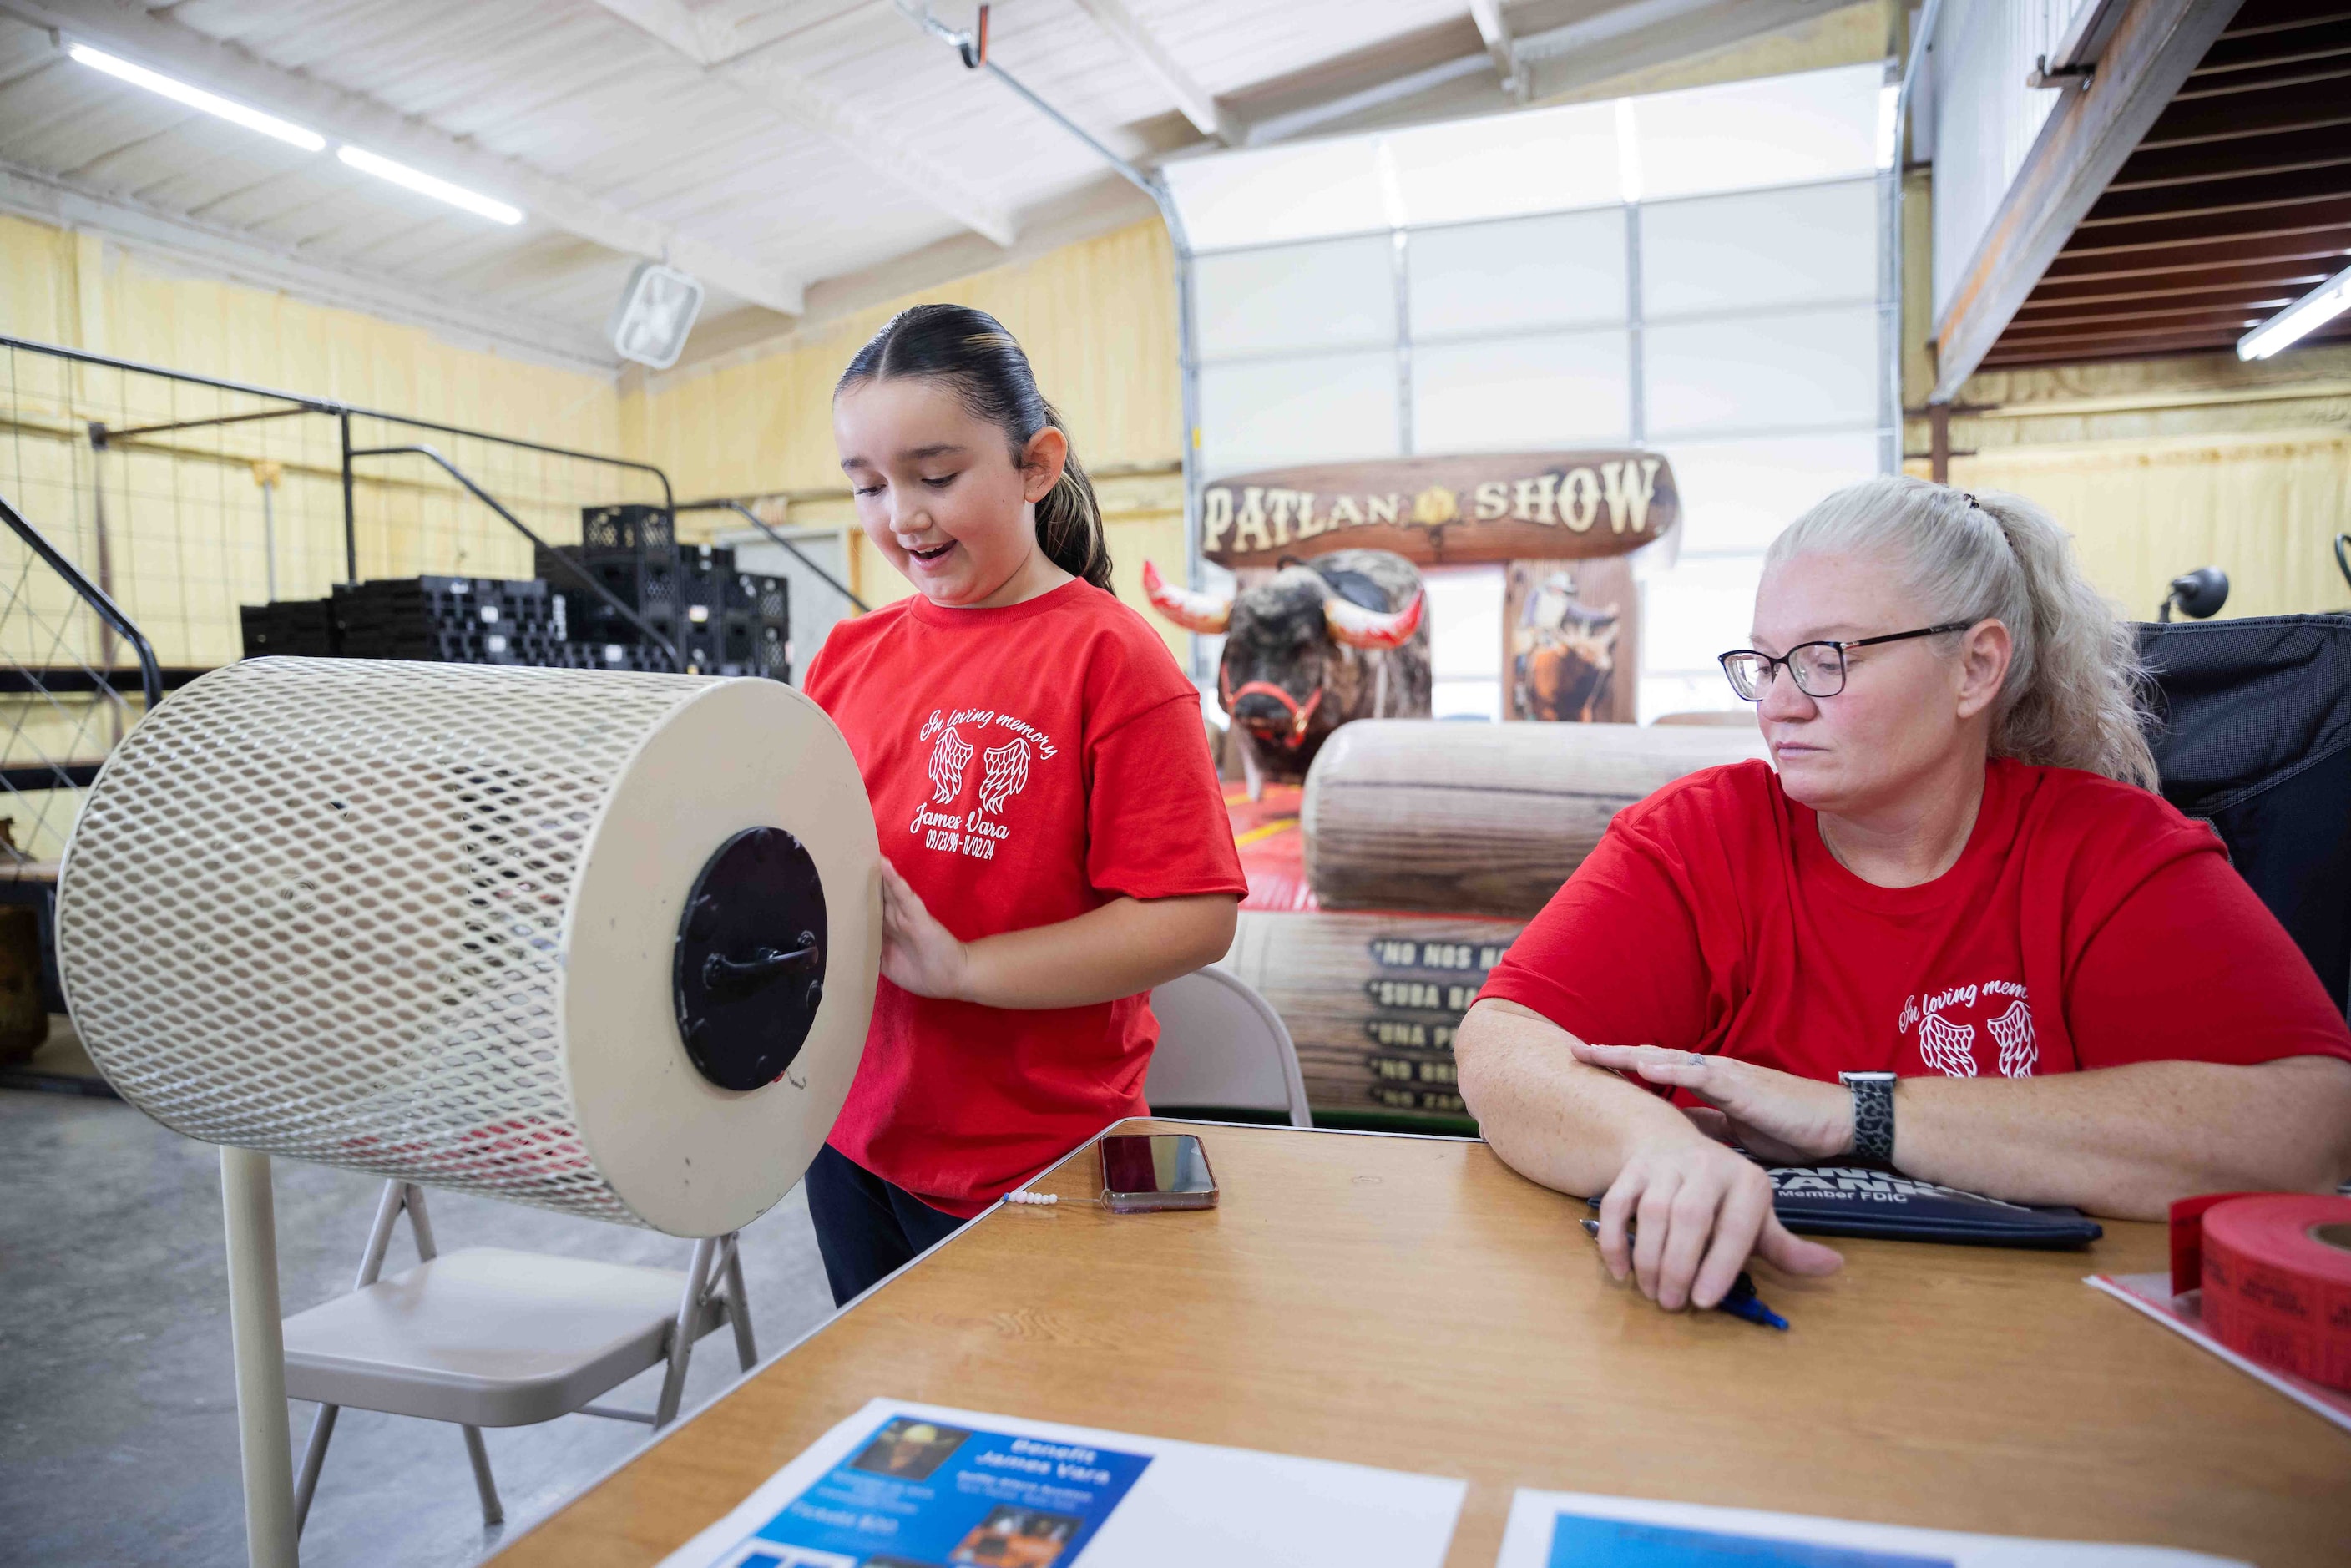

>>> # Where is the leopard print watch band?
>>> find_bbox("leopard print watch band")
[1839,1071,1896,1166]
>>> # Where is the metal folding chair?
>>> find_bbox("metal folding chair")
[283,1179,756,1532]
[1147,967,1312,1127]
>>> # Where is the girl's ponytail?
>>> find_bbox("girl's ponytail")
[838,304,1114,591]
[1033,402,1111,591]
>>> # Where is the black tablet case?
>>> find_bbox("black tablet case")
[1762,1165,2102,1247]
[1584,1165,2103,1247]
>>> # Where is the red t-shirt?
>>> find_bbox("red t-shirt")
[803,579,1246,1216]
[1479,756,2351,1085]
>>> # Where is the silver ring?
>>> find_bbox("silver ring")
[1686,1052,1706,1067]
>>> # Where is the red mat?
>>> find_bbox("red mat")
[1227,784,1316,913]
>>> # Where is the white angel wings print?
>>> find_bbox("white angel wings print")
[928,726,973,804]
[1918,1011,1979,1078]
[978,737,1032,816]
[1986,999,2036,1078]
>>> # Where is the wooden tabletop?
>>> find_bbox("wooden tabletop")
[495,1120,2351,1567]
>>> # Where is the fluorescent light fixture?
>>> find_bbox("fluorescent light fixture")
[68,44,325,152]
[336,145,523,225]
[609,261,704,369]
[2237,260,2351,361]
[1877,83,1901,169]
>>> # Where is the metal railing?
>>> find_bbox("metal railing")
[351,444,685,670]
[0,487,163,860]
[677,498,869,614]
[0,331,687,856]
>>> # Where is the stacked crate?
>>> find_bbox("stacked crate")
[329,577,563,664]
[237,598,338,656]
[540,504,790,680]
[237,506,790,679]
[729,564,791,681]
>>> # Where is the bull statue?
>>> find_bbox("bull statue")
[1144,549,1430,798]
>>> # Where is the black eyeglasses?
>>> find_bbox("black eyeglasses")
[1718,622,1973,701]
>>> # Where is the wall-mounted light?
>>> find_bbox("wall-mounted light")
[68,44,325,152]
[336,146,523,225]
[2237,260,2351,362]
[2157,566,2228,623]
[609,261,705,370]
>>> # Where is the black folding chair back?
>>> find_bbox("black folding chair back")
[2139,614,2351,1014]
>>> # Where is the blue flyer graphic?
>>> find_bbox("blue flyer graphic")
[716,1414,1153,1568]
[1545,1512,1954,1568]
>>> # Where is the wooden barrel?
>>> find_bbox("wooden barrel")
[1218,908,1524,1124]
[1302,719,1768,918]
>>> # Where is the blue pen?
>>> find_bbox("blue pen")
[1578,1216,1789,1330]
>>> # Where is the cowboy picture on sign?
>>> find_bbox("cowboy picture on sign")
[1145,451,1679,794]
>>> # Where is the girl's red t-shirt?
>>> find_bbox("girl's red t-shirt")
[803,579,1246,1216]
[1478,756,2351,1082]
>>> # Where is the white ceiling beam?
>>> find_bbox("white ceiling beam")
[1468,0,1525,100]
[1513,0,1823,103]
[0,158,619,373]
[1515,0,1737,62]
[1066,0,1239,142]
[584,0,1019,248]
[581,0,712,61]
[4,0,807,315]
[1241,52,1495,148]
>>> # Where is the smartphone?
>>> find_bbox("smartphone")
[1098,1133,1217,1213]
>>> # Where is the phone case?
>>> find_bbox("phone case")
[1099,1135,1218,1213]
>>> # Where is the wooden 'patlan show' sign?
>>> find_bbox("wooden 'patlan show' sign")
[1200,451,1679,568]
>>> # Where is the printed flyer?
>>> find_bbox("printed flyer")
[660,1399,1466,1568]
[711,1414,1149,1568]
[1494,1490,2247,1568]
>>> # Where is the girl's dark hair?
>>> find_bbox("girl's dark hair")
[837,303,1112,591]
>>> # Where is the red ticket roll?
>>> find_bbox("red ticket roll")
[2200,1194,2351,1393]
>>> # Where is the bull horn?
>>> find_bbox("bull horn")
[1141,559,1231,634]
[1325,588,1424,650]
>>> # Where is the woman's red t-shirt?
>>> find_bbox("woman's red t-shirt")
[802,579,1246,1216]
[1478,756,2351,1082]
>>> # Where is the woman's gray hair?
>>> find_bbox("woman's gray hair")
[1765,474,2158,788]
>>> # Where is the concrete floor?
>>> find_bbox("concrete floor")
[0,1027,841,1568]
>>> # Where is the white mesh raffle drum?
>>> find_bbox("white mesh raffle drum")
[53,658,882,1237]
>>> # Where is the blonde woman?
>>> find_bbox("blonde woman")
[1457,476,2351,1314]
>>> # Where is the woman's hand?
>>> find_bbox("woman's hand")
[1454,1003,1844,1311]
[1573,1042,1853,1165]
[1596,1128,1845,1309]
[878,862,973,1001]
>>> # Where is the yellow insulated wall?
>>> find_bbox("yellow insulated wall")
[0,215,632,857]
[1,215,625,664]
[620,220,1191,659]
[1949,436,2351,622]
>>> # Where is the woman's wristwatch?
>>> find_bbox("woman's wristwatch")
[1838,1070,1897,1166]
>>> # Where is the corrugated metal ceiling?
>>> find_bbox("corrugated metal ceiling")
[0,0,1487,369]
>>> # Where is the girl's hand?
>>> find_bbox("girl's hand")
[878,862,973,1002]
[1573,1042,1854,1165]
[1595,1127,1844,1309]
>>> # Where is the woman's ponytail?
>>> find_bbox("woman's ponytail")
[1972,489,2158,789]
[838,303,1115,592]
[1767,474,2159,788]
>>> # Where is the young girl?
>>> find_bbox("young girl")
[800,303,1246,1305]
